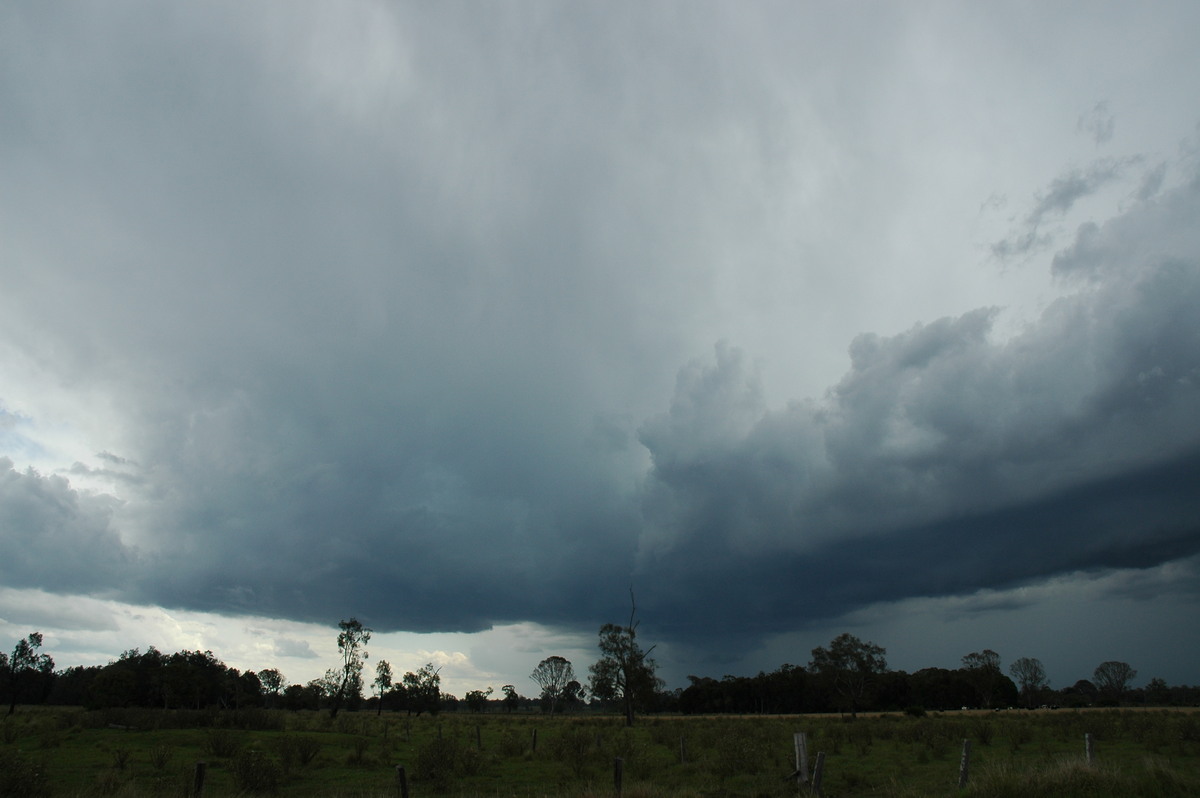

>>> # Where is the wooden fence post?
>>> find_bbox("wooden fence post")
[532,727,538,752]
[614,757,624,795]
[679,736,686,765]
[794,731,809,784]
[476,724,482,750]
[1085,733,1094,765]
[395,765,409,798]
[811,751,825,797]
[192,762,207,797]
[958,739,971,788]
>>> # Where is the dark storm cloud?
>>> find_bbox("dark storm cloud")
[3,1,1200,670]
[637,173,1200,645]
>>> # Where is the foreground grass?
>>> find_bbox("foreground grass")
[2,707,1199,797]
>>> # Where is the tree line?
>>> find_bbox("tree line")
[4,621,1197,720]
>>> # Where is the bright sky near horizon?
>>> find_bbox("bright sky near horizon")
[3,1,1200,698]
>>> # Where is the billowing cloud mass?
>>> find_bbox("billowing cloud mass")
[2,1,1200,687]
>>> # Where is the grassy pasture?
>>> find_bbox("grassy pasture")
[2,707,1199,797]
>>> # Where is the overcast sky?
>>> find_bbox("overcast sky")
[3,1,1200,698]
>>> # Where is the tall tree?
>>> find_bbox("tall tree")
[464,687,493,713]
[4,632,54,715]
[808,633,887,718]
[1009,657,1049,708]
[1093,661,1137,704]
[500,684,521,713]
[329,618,371,718]
[588,591,660,727]
[259,668,286,707]
[373,660,393,716]
[531,656,575,714]
[402,663,441,716]
[961,649,1002,708]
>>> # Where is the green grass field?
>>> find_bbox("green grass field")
[3,707,1199,797]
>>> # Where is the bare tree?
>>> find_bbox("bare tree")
[1009,657,1048,708]
[1093,661,1137,704]
[531,656,575,714]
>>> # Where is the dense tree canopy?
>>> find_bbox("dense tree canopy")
[809,633,888,717]
[6,626,1200,718]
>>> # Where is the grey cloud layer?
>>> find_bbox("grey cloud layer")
[638,172,1200,640]
[2,3,1200,662]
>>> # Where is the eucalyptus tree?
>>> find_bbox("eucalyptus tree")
[259,668,286,707]
[4,632,54,716]
[402,663,441,716]
[1009,657,1049,708]
[588,593,660,727]
[961,649,1003,708]
[531,656,575,714]
[328,617,371,718]
[1093,661,1137,704]
[373,660,393,716]
[809,633,887,717]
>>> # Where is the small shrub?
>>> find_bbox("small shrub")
[550,726,595,779]
[149,743,173,770]
[0,748,50,797]
[111,747,133,770]
[275,734,321,770]
[37,730,64,749]
[904,705,927,718]
[203,727,243,758]
[497,727,526,758]
[94,768,127,796]
[416,737,459,787]
[416,736,481,787]
[231,749,283,794]
[2,720,18,744]
[346,735,371,766]
[1009,722,1034,752]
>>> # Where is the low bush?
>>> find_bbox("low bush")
[202,726,242,758]
[276,733,322,770]
[0,748,50,797]
[231,748,283,794]
[415,736,484,788]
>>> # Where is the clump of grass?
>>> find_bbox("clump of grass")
[148,743,173,770]
[346,735,371,765]
[1008,722,1034,752]
[110,747,133,770]
[202,727,243,758]
[968,757,1200,798]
